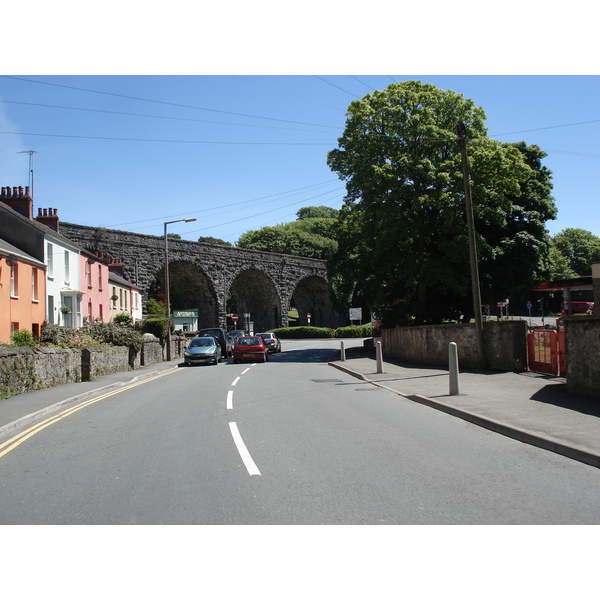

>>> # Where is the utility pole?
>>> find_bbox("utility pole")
[457,122,486,369]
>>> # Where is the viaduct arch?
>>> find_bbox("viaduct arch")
[59,222,343,332]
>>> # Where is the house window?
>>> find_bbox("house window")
[88,300,93,321]
[86,261,92,288]
[99,304,103,321]
[64,250,70,285]
[47,295,55,324]
[98,265,102,291]
[47,242,54,278]
[10,263,18,298]
[32,268,39,302]
[112,286,117,309]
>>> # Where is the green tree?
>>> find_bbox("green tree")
[237,206,339,260]
[551,228,600,276]
[198,236,232,246]
[327,81,555,325]
[477,142,557,306]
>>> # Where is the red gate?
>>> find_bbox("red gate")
[527,329,567,376]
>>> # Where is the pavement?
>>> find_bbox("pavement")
[2,344,600,469]
[330,347,600,469]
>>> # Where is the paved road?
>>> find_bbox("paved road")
[2,339,600,524]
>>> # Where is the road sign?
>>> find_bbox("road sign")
[232,314,238,322]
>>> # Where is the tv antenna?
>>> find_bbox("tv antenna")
[17,149,37,197]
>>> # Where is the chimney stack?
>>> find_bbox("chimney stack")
[1,185,34,218]
[36,207,60,232]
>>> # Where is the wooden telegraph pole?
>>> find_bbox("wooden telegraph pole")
[457,121,486,369]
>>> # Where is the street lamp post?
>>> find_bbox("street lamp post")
[164,218,197,361]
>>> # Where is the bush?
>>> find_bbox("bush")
[11,328,38,348]
[146,298,166,316]
[142,317,169,344]
[82,321,143,354]
[269,326,335,339]
[41,323,77,346]
[333,325,380,338]
[113,312,133,326]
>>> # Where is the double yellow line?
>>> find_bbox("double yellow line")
[0,369,179,459]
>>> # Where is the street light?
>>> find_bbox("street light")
[164,218,197,361]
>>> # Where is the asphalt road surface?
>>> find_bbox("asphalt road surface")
[2,339,600,525]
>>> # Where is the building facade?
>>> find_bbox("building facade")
[0,238,47,343]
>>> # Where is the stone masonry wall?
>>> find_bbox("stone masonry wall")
[382,320,528,371]
[563,315,600,399]
[0,337,184,399]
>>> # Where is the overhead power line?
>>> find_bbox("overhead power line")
[1,75,340,130]
[0,130,334,145]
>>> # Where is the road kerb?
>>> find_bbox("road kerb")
[329,361,600,469]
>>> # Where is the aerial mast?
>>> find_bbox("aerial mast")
[17,149,37,197]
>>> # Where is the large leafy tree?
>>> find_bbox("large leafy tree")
[327,81,556,325]
[237,206,338,260]
[550,228,600,276]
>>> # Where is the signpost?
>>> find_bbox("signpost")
[349,308,362,324]
[307,312,311,325]
[232,313,238,323]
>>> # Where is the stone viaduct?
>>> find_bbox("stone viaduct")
[59,222,344,332]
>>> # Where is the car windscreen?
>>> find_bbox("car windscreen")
[237,337,261,346]
[189,338,214,347]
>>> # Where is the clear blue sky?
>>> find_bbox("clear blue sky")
[1,7,598,250]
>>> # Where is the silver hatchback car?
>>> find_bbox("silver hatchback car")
[256,332,281,353]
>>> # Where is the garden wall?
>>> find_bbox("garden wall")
[0,335,185,399]
[563,315,600,399]
[381,320,528,371]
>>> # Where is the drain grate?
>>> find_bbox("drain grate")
[354,387,381,392]
[312,379,343,383]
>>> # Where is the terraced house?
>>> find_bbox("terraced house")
[0,187,84,331]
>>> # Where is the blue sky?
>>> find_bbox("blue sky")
[2,74,598,246]
[1,5,598,249]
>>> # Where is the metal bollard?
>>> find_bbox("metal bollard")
[340,340,346,361]
[376,340,384,373]
[449,342,460,395]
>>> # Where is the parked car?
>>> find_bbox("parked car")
[184,336,222,366]
[228,329,246,345]
[256,332,281,353]
[232,336,269,364]
[198,327,232,357]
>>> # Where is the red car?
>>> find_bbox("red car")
[232,336,269,364]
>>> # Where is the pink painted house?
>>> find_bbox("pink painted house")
[80,250,109,323]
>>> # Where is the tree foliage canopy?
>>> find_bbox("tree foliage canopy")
[236,206,338,260]
[327,81,556,325]
[550,228,600,277]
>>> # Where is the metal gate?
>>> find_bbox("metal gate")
[527,329,567,376]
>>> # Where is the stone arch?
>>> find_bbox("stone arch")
[227,267,282,333]
[150,260,219,327]
[291,275,339,327]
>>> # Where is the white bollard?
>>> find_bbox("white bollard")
[449,342,460,395]
[340,340,346,361]
[376,340,384,373]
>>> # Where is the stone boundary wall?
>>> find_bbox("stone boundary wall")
[381,321,528,371]
[563,315,600,399]
[0,336,185,399]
